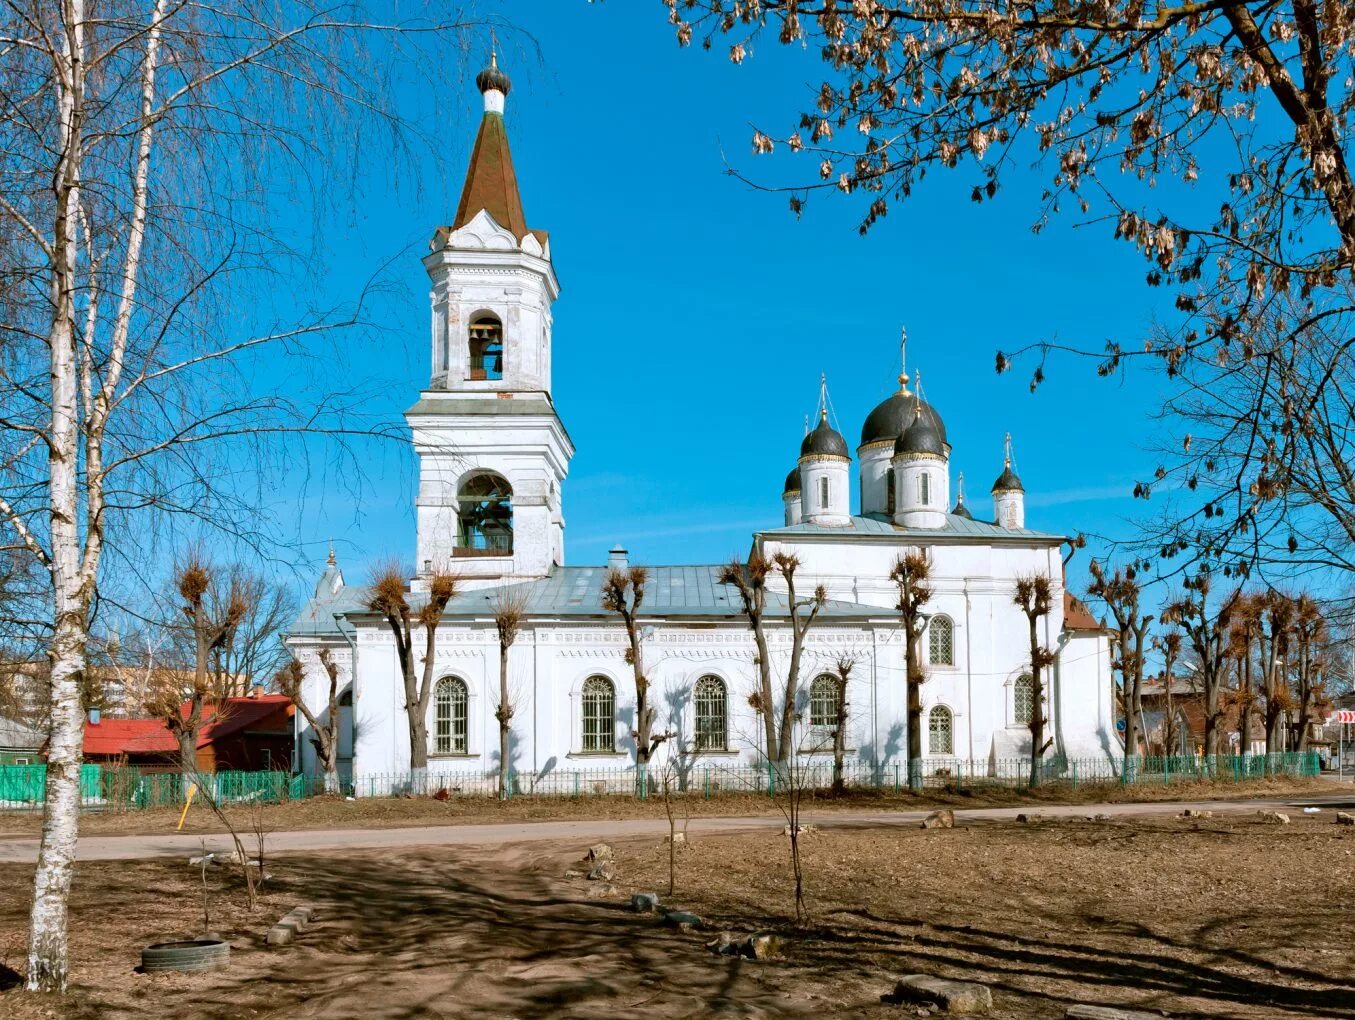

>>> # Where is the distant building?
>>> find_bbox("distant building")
[0,716,44,765]
[79,694,294,772]
[287,57,1123,785]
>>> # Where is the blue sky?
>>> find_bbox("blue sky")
[274,1,1175,597]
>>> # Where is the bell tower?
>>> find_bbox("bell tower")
[408,54,573,589]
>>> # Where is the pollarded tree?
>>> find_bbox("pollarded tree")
[366,565,459,776]
[889,549,931,791]
[1152,628,1184,758]
[601,565,670,770]
[718,552,778,759]
[1258,590,1296,756]
[276,651,343,795]
[1088,560,1153,760]
[1291,594,1328,753]
[1226,591,1265,754]
[718,551,827,764]
[1160,569,1233,758]
[145,555,249,793]
[493,593,526,798]
[1013,574,1056,787]
[829,654,855,795]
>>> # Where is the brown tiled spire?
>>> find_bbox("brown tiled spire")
[451,53,532,241]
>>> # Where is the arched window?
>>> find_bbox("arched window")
[457,472,513,556]
[694,675,727,751]
[928,615,955,666]
[1014,673,1035,726]
[886,466,896,515]
[433,677,468,754]
[809,673,839,731]
[819,475,829,510]
[468,313,504,380]
[919,471,931,506]
[929,705,954,755]
[581,675,615,752]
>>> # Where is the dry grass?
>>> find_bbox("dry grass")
[0,775,1330,840]
[0,807,1351,1018]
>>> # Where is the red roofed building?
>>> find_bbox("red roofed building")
[82,693,294,772]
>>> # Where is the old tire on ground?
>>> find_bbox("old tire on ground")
[141,938,230,973]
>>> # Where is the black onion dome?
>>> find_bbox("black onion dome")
[783,467,801,495]
[991,466,1024,492]
[476,60,512,96]
[860,392,947,448]
[951,497,974,520]
[800,416,849,459]
[894,416,945,457]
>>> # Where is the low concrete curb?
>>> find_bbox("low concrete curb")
[266,905,316,947]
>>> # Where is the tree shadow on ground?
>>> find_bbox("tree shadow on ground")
[152,847,836,1020]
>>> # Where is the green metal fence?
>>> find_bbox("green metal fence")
[0,751,1320,811]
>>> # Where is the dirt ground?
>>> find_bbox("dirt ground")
[0,775,1331,839]
[0,806,1352,1019]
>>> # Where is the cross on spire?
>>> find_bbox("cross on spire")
[1004,432,1014,469]
[899,326,911,393]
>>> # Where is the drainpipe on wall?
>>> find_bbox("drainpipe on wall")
[333,613,358,774]
[964,578,975,761]
[532,625,539,776]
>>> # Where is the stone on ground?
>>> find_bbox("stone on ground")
[1179,809,1212,819]
[1257,810,1290,824]
[1336,812,1354,826]
[1015,813,1044,824]
[746,932,780,960]
[706,932,742,957]
[1066,1005,1162,1019]
[892,975,992,1015]
[631,892,660,913]
[663,909,703,931]
[587,862,616,882]
[587,843,614,862]
[921,810,955,830]
[665,831,687,845]
[782,823,819,836]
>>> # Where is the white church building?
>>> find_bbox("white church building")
[287,58,1121,788]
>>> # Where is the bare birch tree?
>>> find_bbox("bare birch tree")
[367,565,459,777]
[277,651,343,795]
[0,1,493,991]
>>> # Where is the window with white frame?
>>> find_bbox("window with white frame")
[1014,673,1035,726]
[433,676,468,754]
[694,675,727,751]
[819,475,829,509]
[886,466,896,515]
[919,471,931,505]
[809,673,839,731]
[928,705,954,755]
[928,614,955,666]
[581,675,615,752]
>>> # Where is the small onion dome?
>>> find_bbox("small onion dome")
[476,58,511,97]
[991,466,1024,493]
[894,416,944,457]
[800,414,849,459]
[860,392,947,448]
[782,467,801,495]
[951,496,974,520]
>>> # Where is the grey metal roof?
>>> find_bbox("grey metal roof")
[758,512,1063,543]
[0,715,44,751]
[290,563,890,637]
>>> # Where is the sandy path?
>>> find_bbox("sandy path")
[1,789,1348,863]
